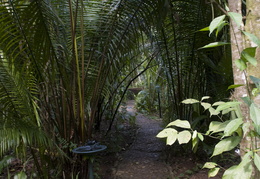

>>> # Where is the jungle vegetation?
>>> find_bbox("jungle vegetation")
[0,0,252,178]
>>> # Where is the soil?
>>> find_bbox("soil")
[97,100,222,179]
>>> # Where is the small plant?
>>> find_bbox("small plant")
[157,78,260,178]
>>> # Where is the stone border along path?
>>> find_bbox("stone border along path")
[113,100,174,179]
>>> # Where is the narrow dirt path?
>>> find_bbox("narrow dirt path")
[113,100,173,179]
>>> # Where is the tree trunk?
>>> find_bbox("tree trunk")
[229,0,260,177]
[245,1,260,178]
[229,0,250,155]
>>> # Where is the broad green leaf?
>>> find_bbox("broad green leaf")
[235,59,247,70]
[201,102,211,110]
[166,119,191,129]
[208,107,220,116]
[207,120,230,134]
[216,21,228,37]
[209,15,226,35]
[181,99,199,104]
[157,128,177,138]
[201,96,210,101]
[253,124,260,135]
[242,47,257,58]
[157,128,178,145]
[250,103,260,125]
[200,42,230,49]
[209,167,220,178]
[223,152,253,179]
[242,31,260,47]
[212,136,241,157]
[215,102,241,112]
[222,108,235,115]
[250,76,260,88]
[228,12,242,27]
[241,50,257,66]
[199,27,209,31]
[203,162,218,169]
[177,130,191,144]
[223,165,251,179]
[212,101,225,106]
[227,84,244,90]
[198,133,204,141]
[167,132,178,145]
[254,153,260,172]
[223,118,243,137]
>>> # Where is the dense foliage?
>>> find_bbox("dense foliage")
[0,0,233,178]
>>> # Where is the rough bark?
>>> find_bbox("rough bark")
[245,1,260,178]
[229,0,260,177]
[246,0,260,107]
[229,0,250,155]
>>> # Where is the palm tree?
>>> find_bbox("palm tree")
[0,0,232,177]
[0,0,163,177]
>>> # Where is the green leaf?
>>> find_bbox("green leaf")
[224,3,230,11]
[216,21,228,37]
[207,120,230,134]
[208,107,220,116]
[192,130,198,151]
[200,42,230,49]
[250,103,260,125]
[166,119,191,129]
[227,84,244,90]
[228,12,243,27]
[241,50,257,66]
[157,128,177,138]
[253,124,260,135]
[250,76,260,88]
[209,167,220,178]
[192,130,197,139]
[177,130,191,144]
[222,108,235,115]
[167,132,178,145]
[181,99,199,104]
[201,102,211,110]
[215,102,241,112]
[254,153,260,172]
[242,31,260,47]
[209,15,226,35]
[157,128,178,145]
[198,133,204,141]
[201,96,211,101]
[223,152,253,179]
[223,118,243,137]
[199,27,209,31]
[235,59,247,70]
[203,162,218,169]
[241,96,252,106]
[212,136,241,157]
[212,101,225,106]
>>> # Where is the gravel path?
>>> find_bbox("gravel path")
[114,100,173,179]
